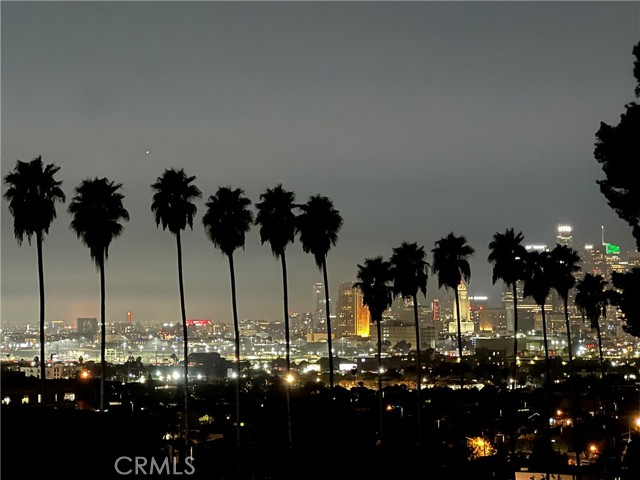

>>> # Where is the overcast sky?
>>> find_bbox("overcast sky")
[2,1,639,327]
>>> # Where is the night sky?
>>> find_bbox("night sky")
[2,1,639,327]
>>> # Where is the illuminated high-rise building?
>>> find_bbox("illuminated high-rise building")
[449,281,473,334]
[313,282,331,331]
[312,282,324,314]
[581,244,606,277]
[556,225,573,248]
[335,282,370,338]
[604,242,626,277]
[503,284,549,334]
[628,251,640,269]
[453,281,471,323]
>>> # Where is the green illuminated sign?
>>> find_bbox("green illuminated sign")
[605,243,621,255]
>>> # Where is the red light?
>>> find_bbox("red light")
[186,319,212,327]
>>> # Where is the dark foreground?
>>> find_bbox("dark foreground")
[3,375,640,479]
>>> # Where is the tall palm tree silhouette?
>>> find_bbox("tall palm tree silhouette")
[69,178,128,412]
[202,186,253,452]
[296,194,343,391]
[151,168,201,447]
[575,274,609,376]
[523,251,553,385]
[488,229,527,389]
[390,242,428,447]
[523,249,554,451]
[3,156,65,404]
[255,185,297,455]
[549,245,581,378]
[255,185,296,371]
[354,257,393,447]
[431,233,474,389]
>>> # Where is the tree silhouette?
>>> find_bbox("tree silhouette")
[488,228,527,390]
[255,184,297,455]
[151,168,201,447]
[432,233,474,389]
[488,228,527,462]
[575,274,609,375]
[296,194,343,391]
[354,257,393,446]
[390,241,428,447]
[3,156,65,405]
[595,42,640,248]
[523,250,554,449]
[549,245,581,376]
[523,251,553,382]
[548,244,581,469]
[202,186,253,453]
[69,178,129,412]
[610,268,640,338]
[255,185,296,370]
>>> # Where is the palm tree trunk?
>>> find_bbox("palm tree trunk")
[512,282,519,390]
[511,282,519,461]
[595,319,604,377]
[280,252,294,457]
[322,258,335,392]
[412,294,423,448]
[564,296,581,470]
[228,253,242,452]
[541,304,550,397]
[36,231,46,405]
[100,257,106,413]
[176,231,190,451]
[454,286,464,390]
[541,303,552,475]
[281,253,291,372]
[563,297,574,379]
[376,317,384,446]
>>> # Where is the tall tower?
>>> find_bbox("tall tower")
[336,282,370,338]
[581,244,606,277]
[556,225,573,248]
[453,281,471,323]
[312,282,327,331]
[354,288,370,337]
[312,282,324,315]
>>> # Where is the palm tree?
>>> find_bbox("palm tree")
[488,229,527,389]
[575,274,609,376]
[354,257,393,447]
[522,250,555,470]
[3,156,65,405]
[431,233,474,389]
[390,242,428,446]
[295,194,343,391]
[255,185,297,372]
[151,168,201,447]
[202,186,253,452]
[549,245,583,470]
[523,251,553,384]
[255,185,297,456]
[549,245,581,378]
[69,178,129,412]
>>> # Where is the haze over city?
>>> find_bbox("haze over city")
[2,1,638,327]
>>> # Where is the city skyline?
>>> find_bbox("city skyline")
[2,2,639,326]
